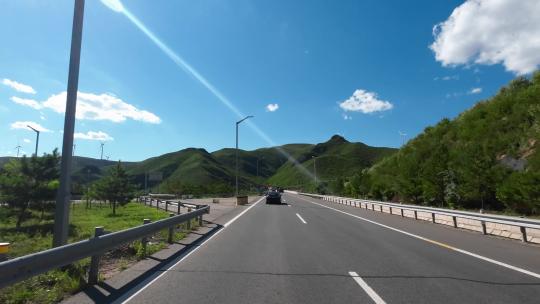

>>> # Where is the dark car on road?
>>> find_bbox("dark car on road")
[266,190,282,204]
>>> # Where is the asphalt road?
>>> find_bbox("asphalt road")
[120,193,540,304]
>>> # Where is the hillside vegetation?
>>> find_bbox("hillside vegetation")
[268,135,395,191]
[4,139,394,196]
[121,138,392,195]
[344,73,540,214]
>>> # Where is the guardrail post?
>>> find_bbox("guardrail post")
[452,216,458,228]
[389,207,393,215]
[400,208,404,217]
[156,200,160,210]
[168,213,174,244]
[520,227,528,242]
[414,210,418,220]
[371,204,375,211]
[197,205,203,226]
[431,213,436,223]
[186,208,192,230]
[380,205,383,212]
[142,219,151,257]
[197,206,203,227]
[165,201,169,212]
[88,227,104,284]
[481,221,487,235]
[177,202,181,215]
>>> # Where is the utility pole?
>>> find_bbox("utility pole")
[53,0,85,247]
[27,125,40,156]
[312,156,317,184]
[235,115,254,197]
[100,142,104,160]
[144,171,148,194]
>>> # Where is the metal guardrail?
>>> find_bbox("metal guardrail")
[0,203,209,289]
[138,196,201,213]
[296,192,540,243]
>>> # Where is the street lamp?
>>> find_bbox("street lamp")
[236,115,254,197]
[256,157,263,179]
[100,142,105,160]
[53,0,85,247]
[312,156,317,184]
[27,125,40,156]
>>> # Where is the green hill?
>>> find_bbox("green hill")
[211,143,314,183]
[350,73,540,214]
[123,148,240,193]
[268,135,396,190]
[1,137,396,196]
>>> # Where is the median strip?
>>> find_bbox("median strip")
[348,271,386,304]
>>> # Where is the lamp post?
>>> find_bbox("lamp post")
[312,156,317,184]
[53,0,85,247]
[256,158,260,179]
[236,115,254,197]
[27,125,40,156]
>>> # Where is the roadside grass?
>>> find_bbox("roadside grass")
[0,202,199,304]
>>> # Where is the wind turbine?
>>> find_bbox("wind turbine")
[399,131,407,146]
[100,142,105,160]
[15,144,22,157]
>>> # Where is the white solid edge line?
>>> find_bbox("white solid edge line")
[295,195,540,280]
[349,271,386,304]
[121,196,265,303]
[296,213,307,224]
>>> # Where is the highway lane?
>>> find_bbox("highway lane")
[122,193,540,303]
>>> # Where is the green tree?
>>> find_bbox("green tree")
[94,162,135,215]
[0,150,60,227]
[497,170,540,214]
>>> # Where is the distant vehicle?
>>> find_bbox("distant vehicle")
[266,190,282,204]
[277,187,284,193]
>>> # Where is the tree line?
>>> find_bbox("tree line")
[0,152,137,227]
[333,73,540,215]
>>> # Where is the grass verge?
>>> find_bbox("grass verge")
[0,202,199,304]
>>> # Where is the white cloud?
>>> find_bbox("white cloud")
[266,103,279,112]
[430,0,540,75]
[10,96,43,110]
[339,89,394,114]
[434,75,459,81]
[74,131,114,141]
[42,91,161,124]
[2,78,36,94]
[23,138,31,143]
[10,121,51,132]
[469,87,482,94]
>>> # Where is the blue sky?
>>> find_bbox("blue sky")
[1,0,538,161]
